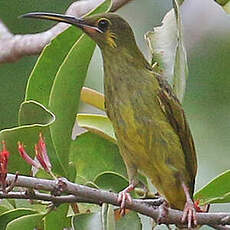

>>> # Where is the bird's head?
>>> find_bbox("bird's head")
[21,12,136,51]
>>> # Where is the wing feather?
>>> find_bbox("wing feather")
[156,76,197,193]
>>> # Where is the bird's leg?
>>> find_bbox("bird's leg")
[117,159,139,215]
[181,182,197,229]
[118,179,138,216]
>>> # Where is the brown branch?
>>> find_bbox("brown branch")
[0,0,133,64]
[2,173,230,229]
[0,191,96,204]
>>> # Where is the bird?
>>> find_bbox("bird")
[22,12,198,228]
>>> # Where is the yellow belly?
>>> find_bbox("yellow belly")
[108,97,189,210]
[104,67,193,210]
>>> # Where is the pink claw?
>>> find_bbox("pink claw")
[182,200,197,229]
[181,182,197,229]
[117,184,135,216]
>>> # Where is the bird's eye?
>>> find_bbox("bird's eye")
[97,19,109,32]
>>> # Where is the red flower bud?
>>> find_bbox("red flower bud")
[37,133,51,171]
[18,133,52,175]
[0,141,10,188]
[18,142,40,169]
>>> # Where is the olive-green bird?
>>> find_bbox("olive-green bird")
[22,12,198,227]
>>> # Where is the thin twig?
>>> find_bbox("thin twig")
[0,190,96,204]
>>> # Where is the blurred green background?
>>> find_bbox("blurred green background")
[1,0,230,220]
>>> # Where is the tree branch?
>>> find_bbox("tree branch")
[0,191,96,204]
[0,0,133,64]
[2,173,230,229]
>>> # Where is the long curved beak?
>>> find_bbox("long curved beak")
[21,12,102,33]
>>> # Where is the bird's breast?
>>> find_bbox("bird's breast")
[103,66,168,156]
[103,64,186,175]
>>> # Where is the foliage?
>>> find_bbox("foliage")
[1,0,230,229]
[145,0,187,102]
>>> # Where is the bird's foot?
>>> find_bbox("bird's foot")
[157,200,169,224]
[181,199,197,229]
[181,182,198,229]
[118,184,135,216]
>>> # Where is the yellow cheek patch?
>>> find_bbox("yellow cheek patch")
[106,32,117,48]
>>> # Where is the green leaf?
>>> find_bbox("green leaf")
[116,211,142,230]
[172,0,188,102]
[94,172,128,193]
[77,203,101,215]
[48,34,96,176]
[0,200,14,212]
[145,0,188,102]
[101,204,115,230]
[81,87,105,111]
[18,101,65,176]
[25,0,112,106]
[0,102,55,174]
[69,132,127,184]
[44,204,69,230]
[94,172,142,198]
[72,210,141,230]
[18,101,64,175]
[25,0,111,107]
[18,100,55,126]
[0,208,37,230]
[77,114,116,143]
[25,27,83,107]
[138,214,155,230]
[68,161,77,182]
[215,0,229,5]
[6,213,44,230]
[23,0,112,177]
[72,212,102,230]
[176,0,184,5]
[107,205,115,230]
[0,206,10,215]
[194,170,230,205]
[47,0,112,176]
[14,198,46,214]
[222,2,230,13]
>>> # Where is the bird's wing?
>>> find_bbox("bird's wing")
[156,76,197,190]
